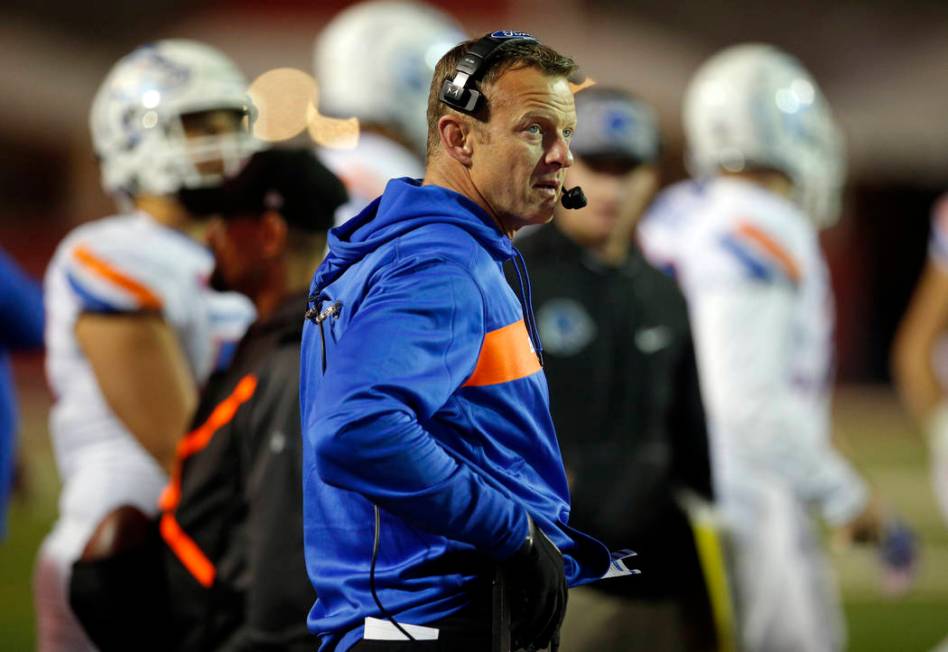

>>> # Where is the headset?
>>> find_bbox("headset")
[439,30,535,114]
[560,186,587,209]
[439,30,587,211]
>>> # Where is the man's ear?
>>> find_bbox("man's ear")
[437,114,474,166]
[260,210,288,259]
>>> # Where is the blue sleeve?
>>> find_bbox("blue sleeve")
[0,249,44,351]
[302,258,529,560]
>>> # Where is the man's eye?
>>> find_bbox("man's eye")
[526,124,542,135]
[563,128,574,139]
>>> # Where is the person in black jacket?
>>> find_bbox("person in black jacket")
[513,87,719,651]
[68,147,348,651]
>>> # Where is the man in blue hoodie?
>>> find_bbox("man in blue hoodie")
[300,33,614,651]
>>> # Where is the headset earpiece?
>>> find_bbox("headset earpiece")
[439,31,537,116]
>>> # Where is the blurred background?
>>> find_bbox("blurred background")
[1,0,947,649]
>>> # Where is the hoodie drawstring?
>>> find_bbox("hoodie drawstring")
[306,291,344,375]
[511,246,544,367]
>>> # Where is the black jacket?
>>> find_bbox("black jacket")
[513,225,712,548]
[161,291,316,651]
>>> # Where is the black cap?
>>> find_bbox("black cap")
[179,147,348,232]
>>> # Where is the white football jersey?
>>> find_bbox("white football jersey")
[318,132,424,226]
[640,177,867,526]
[44,212,255,525]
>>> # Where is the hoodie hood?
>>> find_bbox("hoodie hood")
[313,178,513,292]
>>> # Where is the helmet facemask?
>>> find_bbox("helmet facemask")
[159,108,259,192]
[91,39,261,202]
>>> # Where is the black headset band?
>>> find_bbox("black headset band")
[439,31,537,115]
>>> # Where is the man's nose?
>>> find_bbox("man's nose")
[546,135,573,168]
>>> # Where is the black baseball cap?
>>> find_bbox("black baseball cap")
[179,147,348,232]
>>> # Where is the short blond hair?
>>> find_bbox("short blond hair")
[425,38,577,160]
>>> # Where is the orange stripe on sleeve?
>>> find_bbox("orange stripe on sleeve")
[736,222,802,284]
[72,244,163,310]
[463,319,541,388]
[160,513,216,588]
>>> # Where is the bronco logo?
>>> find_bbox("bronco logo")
[489,30,536,40]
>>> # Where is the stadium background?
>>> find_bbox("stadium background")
[1,0,947,649]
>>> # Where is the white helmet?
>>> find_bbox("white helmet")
[683,43,845,228]
[90,39,258,198]
[314,0,466,156]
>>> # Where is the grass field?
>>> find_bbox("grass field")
[1,369,946,651]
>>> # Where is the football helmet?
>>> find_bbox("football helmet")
[313,0,466,156]
[683,43,845,228]
[90,39,258,198]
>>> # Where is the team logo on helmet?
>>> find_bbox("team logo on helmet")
[122,47,192,96]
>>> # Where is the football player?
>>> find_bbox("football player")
[313,0,465,223]
[892,194,948,526]
[639,44,883,652]
[34,40,257,651]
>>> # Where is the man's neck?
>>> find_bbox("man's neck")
[423,160,514,238]
[252,252,322,322]
[556,223,631,268]
[591,236,632,267]
[135,195,204,240]
[720,169,794,199]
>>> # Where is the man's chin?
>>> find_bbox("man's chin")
[523,203,557,226]
[503,201,556,233]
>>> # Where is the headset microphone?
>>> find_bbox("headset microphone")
[561,186,587,210]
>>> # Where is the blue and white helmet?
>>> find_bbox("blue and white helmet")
[313,0,466,156]
[90,39,258,198]
[683,43,845,228]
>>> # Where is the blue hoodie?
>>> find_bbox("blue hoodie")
[300,178,611,650]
